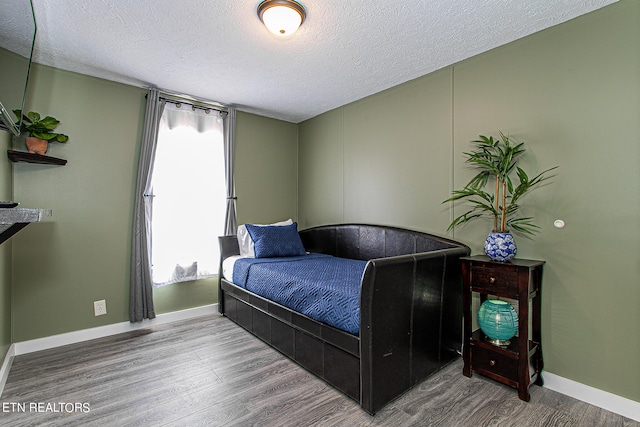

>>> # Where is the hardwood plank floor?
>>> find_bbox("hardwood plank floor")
[0,314,637,426]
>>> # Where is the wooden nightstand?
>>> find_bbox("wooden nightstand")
[461,255,545,401]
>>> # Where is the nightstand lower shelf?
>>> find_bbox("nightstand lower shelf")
[465,330,542,394]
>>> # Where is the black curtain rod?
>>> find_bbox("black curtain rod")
[159,96,227,114]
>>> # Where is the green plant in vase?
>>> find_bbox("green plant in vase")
[13,110,69,155]
[444,132,557,261]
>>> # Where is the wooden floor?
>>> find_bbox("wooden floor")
[1,314,637,427]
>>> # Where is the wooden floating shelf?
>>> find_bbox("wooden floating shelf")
[7,150,67,165]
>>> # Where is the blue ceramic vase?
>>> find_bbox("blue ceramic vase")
[484,231,517,262]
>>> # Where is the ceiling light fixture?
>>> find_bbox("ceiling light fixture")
[257,0,306,37]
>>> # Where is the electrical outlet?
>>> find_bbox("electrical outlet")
[94,300,107,316]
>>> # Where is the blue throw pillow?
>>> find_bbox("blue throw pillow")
[245,222,306,258]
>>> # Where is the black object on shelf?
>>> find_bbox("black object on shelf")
[7,150,67,165]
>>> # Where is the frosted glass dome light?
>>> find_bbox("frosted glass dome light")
[258,0,306,37]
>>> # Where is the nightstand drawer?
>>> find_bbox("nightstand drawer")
[472,346,518,383]
[471,267,518,295]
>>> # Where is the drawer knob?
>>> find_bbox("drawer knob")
[490,359,496,367]
[490,277,496,284]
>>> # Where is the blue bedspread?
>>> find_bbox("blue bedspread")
[233,253,367,335]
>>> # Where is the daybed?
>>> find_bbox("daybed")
[218,223,470,414]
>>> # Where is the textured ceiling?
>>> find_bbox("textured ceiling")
[1,0,618,123]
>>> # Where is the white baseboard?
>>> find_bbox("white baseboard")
[544,371,640,422]
[0,343,15,394]
[13,304,218,356]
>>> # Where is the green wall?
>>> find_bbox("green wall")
[0,131,12,361]
[11,65,145,341]
[298,1,639,402]
[1,45,27,362]
[299,68,454,232]
[235,111,298,225]
[10,64,297,341]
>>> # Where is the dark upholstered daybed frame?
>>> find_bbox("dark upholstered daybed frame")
[218,224,470,414]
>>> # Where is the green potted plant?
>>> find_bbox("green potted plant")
[13,110,69,155]
[443,132,557,261]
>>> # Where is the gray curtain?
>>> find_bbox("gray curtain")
[130,88,166,322]
[223,107,237,235]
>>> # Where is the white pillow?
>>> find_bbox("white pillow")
[237,219,293,257]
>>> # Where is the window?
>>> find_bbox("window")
[149,102,226,286]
